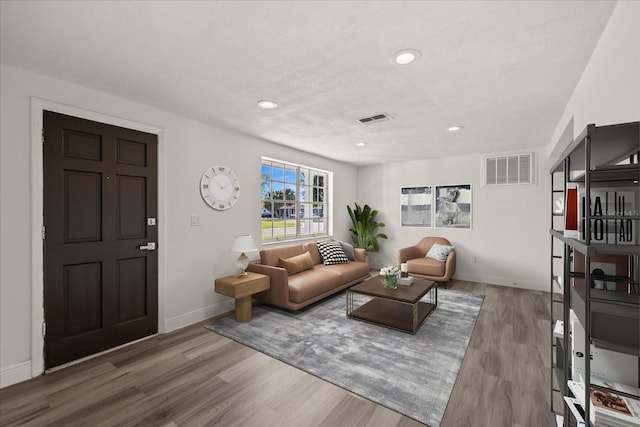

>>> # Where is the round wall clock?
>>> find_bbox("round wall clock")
[200,165,240,210]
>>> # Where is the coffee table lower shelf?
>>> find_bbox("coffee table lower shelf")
[347,297,436,334]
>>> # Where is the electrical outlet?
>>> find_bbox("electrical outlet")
[190,215,200,226]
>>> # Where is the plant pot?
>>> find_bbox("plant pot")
[382,275,398,289]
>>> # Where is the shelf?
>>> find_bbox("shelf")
[570,287,639,356]
[592,242,640,256]
[569,163,640,183]
[570,271,639,285]
[549,229,593,255]
[550,121,640,427]
[550,229,640,256]
[551,121,640,173]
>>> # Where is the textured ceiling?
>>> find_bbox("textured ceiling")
[0,1,616,165]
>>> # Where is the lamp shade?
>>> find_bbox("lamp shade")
[230,235,257,253]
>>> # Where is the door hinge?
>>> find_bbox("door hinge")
[42,226,46,240]
[41,128,45,144]
[42,321,46,338]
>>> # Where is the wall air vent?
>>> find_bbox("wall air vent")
[358,112,392,124]
[483,152,534,186]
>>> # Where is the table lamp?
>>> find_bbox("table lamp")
[230,235,258,277]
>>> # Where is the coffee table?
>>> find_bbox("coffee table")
[346,276,437,334]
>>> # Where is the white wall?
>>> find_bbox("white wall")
[357,152,551,291]
[0,65,358,386]
[547,0,640,157]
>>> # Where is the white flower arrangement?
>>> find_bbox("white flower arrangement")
[380,264,400,277]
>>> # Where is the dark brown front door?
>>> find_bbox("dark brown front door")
[43,111,158,369]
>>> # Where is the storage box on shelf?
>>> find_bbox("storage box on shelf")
[549,121,640,426]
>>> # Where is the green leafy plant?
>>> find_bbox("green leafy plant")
[347,202,388,253]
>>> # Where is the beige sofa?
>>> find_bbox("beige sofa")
[246,241,370,310]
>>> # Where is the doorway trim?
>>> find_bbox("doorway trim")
[30,97,166,377]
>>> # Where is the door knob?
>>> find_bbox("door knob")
[139,242,156,251]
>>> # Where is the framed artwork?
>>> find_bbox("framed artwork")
[435,184,472,229]
[401,186,432,227]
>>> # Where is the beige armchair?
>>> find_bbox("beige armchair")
[397,237,456,288]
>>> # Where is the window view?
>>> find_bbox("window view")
[261,158,329,242]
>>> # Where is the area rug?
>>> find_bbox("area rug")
[206,288,484,426]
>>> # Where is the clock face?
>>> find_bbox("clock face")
[200,165,240,210]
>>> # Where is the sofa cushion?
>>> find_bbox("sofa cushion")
[260,245,306,266]
[314,262,369,283]
[303,242,323,265]
[407,257,446,277]
[288,267,343,303]
[278,251,314,275]
[425,244,455,262]
[336,240,356,261]
[316,240,349,265]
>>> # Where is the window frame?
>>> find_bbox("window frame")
[260,157,331,243]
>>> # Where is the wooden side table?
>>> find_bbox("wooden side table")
[214,272,270,322]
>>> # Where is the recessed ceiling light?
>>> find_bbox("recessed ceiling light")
[448,125,463,132]
[354,142,368,147]
[393,49,421,65]
[257,100,278,109]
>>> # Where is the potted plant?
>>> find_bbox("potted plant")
[347,202,388,253]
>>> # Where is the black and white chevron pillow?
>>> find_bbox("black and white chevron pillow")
[316,240,350,265]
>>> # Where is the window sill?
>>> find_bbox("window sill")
[261,235,332,246]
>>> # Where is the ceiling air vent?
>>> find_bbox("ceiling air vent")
[484,152,534,186]
[358,112,392,124]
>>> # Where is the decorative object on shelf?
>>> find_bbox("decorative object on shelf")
[347,202,388,253]
[200,165,240,210]
[435,184,472,229]
[401,186,432,227]
[564,182,581,238]
[581,188,637,244]
[230,235,257,277]
[380,264,400,289]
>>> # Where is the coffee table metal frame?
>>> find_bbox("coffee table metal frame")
[346,276,437,334]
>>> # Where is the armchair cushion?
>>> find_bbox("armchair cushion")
[407,257,446,277]
[425,244,455,262]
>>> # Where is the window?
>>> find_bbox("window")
[483,152,534,186]
[261,157,330,242]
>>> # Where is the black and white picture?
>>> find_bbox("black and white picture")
[401,186,432,227]
[435,184,472,229]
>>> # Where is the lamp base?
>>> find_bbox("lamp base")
[236,252,249,278]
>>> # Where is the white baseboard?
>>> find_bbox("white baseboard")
[163,299,234,333]
[1,300,234,389]
[454,272,546,292]
[0,361,32,389]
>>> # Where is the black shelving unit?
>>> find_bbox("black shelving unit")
[549,121,640,426]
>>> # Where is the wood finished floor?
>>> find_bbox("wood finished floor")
[0,280,552,427]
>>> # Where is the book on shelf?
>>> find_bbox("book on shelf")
[553,320,564,339]
[580,188,638,245]
[564,183,581,239]
[568,378,640,427]
[397,276,414,285]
